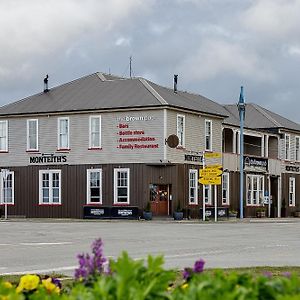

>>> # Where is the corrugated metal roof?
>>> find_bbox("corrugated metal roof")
[0,72,228,118]
[223,103,300,132]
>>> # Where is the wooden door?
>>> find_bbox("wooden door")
[149,184,169,216]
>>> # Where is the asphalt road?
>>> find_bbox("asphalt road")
[0,219,300,276]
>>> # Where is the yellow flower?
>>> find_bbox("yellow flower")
[42,278,60,294]
[0,296,8,300]
[16,274,40,293]
[181,283,189,289]
[3,281,13,289]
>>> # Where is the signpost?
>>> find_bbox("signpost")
[199,158,222,222]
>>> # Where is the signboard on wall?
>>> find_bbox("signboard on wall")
[29,153,67,164]
[243,156,268,172]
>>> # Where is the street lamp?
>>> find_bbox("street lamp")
[237,86,245,219]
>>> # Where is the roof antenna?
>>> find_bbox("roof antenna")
[129,56,132,78]
[174,74,178,93]
[43,74,49,93]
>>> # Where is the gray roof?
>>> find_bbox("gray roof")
[0,72,228,118]
[223,103,300,132]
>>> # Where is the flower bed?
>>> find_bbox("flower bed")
[1,238,300,299]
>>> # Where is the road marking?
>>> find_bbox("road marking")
[0,266,77,276]
[19,242,72,246]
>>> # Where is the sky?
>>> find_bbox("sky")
[1,0,300,122]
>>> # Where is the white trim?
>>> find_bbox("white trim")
[113,168,130,204]
[26,119,39,151]
[163,109,167,160]
[188,169,198,204]
[57,117,70,150]
[203,184,212,205]
[222,172,230,205]
[0,171,14,204]
[89,115,102,149]
[177,114,185,147]
[39,170,61,205]
[205,119,212,151]
[0,120,8,152]
[288,177,295,207]
[86,168,102,204]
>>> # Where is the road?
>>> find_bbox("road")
[0,219,299,276]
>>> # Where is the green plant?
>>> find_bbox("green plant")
[144,201,151,212]
[175,201,183,212]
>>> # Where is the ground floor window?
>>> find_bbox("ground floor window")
[189,169,198,204]
[289,177,295,207]
[114,168,130,204]
[222,172,229,205]
[87,169,102,204]
[246,174,264,206]
[0,170,14,204]
[203,184,212,205]
[39,170,61,204]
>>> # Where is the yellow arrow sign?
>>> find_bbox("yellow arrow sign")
[205,164,222,169]
[204,152,222,159]
[199,177,222,185]
[200,169,222,177]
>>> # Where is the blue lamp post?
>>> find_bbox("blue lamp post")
[238,86,245,219]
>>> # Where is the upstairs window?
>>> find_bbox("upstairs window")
[89,116,101,149]
[27,119,38,151]
[0,170,14,204]
[58,117,69,150]
[296,137,300,161]
[285,134,290,160]
[205,120,212,151]
[189,169,198,204]
[114,168,130,204]
[0,120,8,152]
[87,169,102,204]
[177,115,185,147]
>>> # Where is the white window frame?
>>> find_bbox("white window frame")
[177,114,185,147]
[188,169,198,204]
[57,117,70,150]
[39,170,61,205]
[87,168,102,204]
[246,174,264,206]
[222,172,230,205]
[205,119,212,151]
[0,120,8,152]
[203,184,212,205]
[0,171,14,205]
[289,177,295,207]
[114,168,130,204]
[285,134,290,160]
[296,136,300,162]
[89,115,102,149]
[27,119,39,151]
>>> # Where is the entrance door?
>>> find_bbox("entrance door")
[149,184,169,216]
[270,177,278,217]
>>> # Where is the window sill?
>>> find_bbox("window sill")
[26,150,40,153]
[0,203,14,206]
[88,147,103,150]
[38,203,62,206]
[0,151,8,153]
[86,203,103,205]
[112,203,130,206]
[56,149,71,152]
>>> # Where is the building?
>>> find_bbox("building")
[222,103,300,217]
[0,72,228,218]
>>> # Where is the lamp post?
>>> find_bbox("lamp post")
[238,86,245,219]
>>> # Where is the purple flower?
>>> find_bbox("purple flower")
[281,272,291,278]
[193,259,205,273]
[182,268,191,280]
[51,278,62,289]
[263,271,273,278]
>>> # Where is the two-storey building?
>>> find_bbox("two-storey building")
[0,72,227,218]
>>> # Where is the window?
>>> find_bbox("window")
[189,169,198,204]
[0,171,14,204]
[222,173,229,205]
[177,115,185,147]
[0,120,8,152]
[205,120,212,151]
[39,170,61,204]
[87,169,102,204]
[246,174,264,206]
[27,119,38,151]
[114,168,130,204]
[89,116,101,149]
[58,117,69,149]
[289,177,295,207]
[203,185,212,205]
[285,134,290,160]
[296,137,300,161]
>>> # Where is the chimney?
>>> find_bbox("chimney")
[43,74,49,93]
[174,74,178,93]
